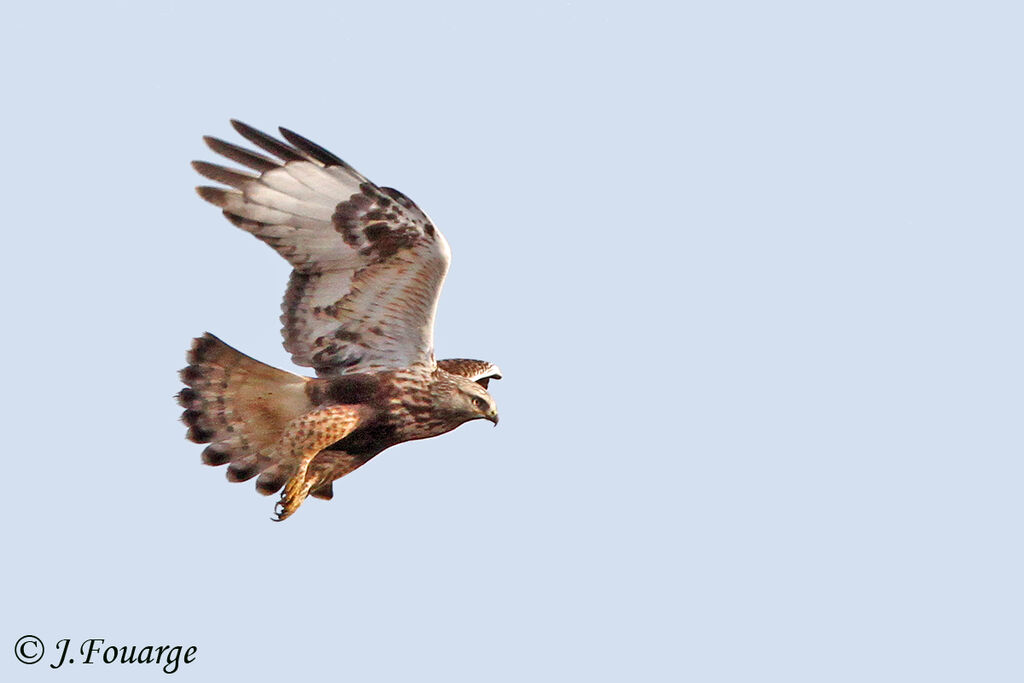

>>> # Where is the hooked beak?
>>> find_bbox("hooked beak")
[486,409,499,426]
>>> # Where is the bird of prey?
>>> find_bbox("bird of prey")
[177,121,501,521]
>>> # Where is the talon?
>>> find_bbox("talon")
[272,499,291,522]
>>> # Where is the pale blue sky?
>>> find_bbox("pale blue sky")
[3,1,1021,681]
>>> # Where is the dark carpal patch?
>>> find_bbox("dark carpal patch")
[331,183,425,260]
[382,187,436,236]
[364,223,391,241]
[333,193,375,246]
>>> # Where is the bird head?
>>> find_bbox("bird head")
[430,374,499,427]
[455,376,499,425]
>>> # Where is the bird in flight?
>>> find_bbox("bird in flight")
[178,121,501,520]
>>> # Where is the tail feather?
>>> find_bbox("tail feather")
[177,333,312,492]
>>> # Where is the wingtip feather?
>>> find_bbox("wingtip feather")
[192,160,258,188]
[202,135,280,173]
[196,185,231,206]
[230,120,304,162]
[279,126,348,168]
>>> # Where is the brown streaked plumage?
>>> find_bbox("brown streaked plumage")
[178,121,501,521]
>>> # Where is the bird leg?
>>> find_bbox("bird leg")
[273,405,363,521]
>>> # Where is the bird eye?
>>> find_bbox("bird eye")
[473,396,488,410]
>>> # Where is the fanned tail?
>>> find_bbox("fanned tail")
[177,333,312,494]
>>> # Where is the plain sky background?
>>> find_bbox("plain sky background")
[2,1,1021,681]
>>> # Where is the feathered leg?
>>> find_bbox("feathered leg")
[272,406,365,521]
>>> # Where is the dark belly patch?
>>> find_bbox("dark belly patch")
[325,421,397,457]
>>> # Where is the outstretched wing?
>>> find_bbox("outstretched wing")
[437,358,503,388]
[194,121,450,376]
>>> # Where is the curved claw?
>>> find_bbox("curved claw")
[275,469,322,521]
[271,502,287,522]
